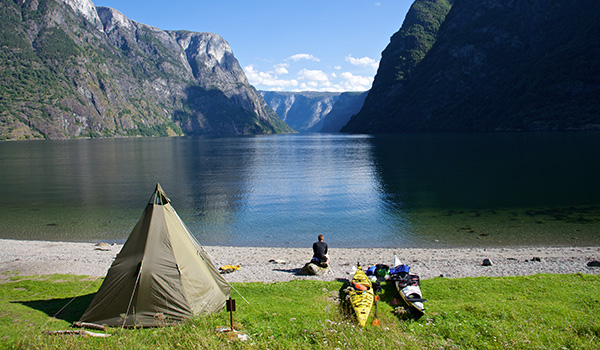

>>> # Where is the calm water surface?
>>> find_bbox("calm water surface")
[1,133,599,248]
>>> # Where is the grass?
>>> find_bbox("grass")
[0,272,598,349]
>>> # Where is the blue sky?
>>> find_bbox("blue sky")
[92,1,413,92]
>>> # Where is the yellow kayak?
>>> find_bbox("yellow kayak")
[348,265,374,327]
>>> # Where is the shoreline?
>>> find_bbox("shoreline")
[1,239,599,283]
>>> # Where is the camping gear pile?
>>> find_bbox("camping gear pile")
[365,257,427,320]
[343,257,427,326]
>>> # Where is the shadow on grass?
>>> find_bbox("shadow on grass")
[380,281,423,321]
[13,293,96,323]
[337,280,354,322]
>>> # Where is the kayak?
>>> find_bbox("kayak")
[393,274,425,319]
[348,265,374,327]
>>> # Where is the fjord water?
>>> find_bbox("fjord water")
[1,133,599,248]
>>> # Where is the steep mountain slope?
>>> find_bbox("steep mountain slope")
[343,0,600,133]
[260,91,341,132]
[320,91,367,133]
[0,0,292,140]
[342,0,453,133]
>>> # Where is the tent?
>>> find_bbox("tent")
[80,184,230,327]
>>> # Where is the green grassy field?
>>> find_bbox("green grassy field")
[0,272,598,349]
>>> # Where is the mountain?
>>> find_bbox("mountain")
[320,91,368,133]
[260,90,369,133]
[0,0,292,140]
[260,91,340,132]
[343,0,600,133]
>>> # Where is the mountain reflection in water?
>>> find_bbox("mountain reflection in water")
[0,132,598,247]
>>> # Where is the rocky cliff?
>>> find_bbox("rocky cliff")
[343,0,600,133]
[320,91,367,133]
[260,91,341,132]
[0,0,292,140]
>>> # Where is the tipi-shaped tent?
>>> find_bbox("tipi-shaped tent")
[80,184,230,327]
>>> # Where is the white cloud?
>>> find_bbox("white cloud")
[244,53,377,92]
[345,54,379,69]
[297,69,330,83]
[244,64,298,89]
[300,82,320,89]
[273,63,289,74]
[286,53,320,62]
[337,72,373,91]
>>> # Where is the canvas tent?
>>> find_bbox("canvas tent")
[80,184,230,327]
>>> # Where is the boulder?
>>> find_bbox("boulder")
[300,263,330,276]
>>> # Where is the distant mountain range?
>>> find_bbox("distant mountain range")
[260,91,368,133]
[260,91,340,132]
[259,91,367,133]
[343,0,600,133]
[0,0,292,140]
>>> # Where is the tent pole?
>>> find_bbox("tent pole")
[123,262,143,329]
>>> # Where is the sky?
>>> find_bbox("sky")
[92,1,413,92]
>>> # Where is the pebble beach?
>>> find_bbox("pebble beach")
[1,239,599,283]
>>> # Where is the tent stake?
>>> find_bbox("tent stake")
[226,298,236,331]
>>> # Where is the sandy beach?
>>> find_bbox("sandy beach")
[1,239,599,283]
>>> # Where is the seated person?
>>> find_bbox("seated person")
[311,234,329,267]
